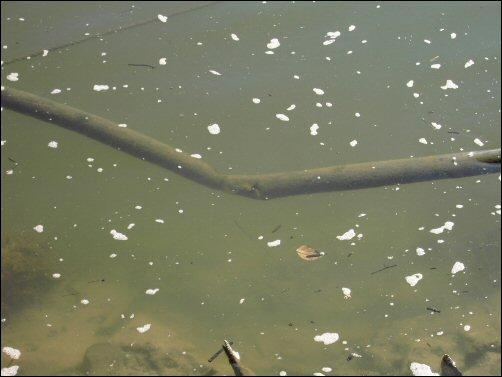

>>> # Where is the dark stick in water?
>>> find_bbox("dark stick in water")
[271,224,282,233]
[208,341,233,362]
[370,264,398,275]
[128,63,155,69]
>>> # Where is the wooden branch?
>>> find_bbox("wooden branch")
[2,87,500,200]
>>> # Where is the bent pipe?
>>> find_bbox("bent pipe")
[2,87,500,200]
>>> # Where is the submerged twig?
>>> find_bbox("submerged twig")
[128,63,155,69]
[370,264,398,275]
[2,87,500,200]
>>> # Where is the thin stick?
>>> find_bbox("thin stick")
[370,264,398,275]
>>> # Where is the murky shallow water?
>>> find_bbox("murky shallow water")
[1,2,501,376]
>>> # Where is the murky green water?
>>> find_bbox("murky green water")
[1,2,500,376]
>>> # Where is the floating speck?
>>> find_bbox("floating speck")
[406,80,414,88]
[33,225,44,233]
[252,98,261,104]
[136,323,151,333]
[145,288,160,295]
[231,33,239,41]
[440,80,458,90]
[310,124,319,135]
[110,229,128,240]
[50,89,61,94]
[464,59,474,68]
[349,140,358,147]
[93,84,109,92]
[48,141,58,148]
[348,25,356,31]
[473,138,484,147]
[207,123,221,135]
[314,332,339,345]
[405,273,423,287]
[209,70,221,76]
[6,73,19,81]
[267,38,280,49]
[159,58,167,65]
[313,88,324,95]
[337,229,356,241]
[157,14,168,23]
[276,114,289,122]
[267,239,281,247]
[451,261,465,274]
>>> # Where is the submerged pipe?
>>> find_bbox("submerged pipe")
[2,86,500,200]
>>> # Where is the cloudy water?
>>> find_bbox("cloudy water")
[1,2,500,376]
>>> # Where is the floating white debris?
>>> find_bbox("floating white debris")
[51,89,61,94]
[440,80,458,90]
[326,31,341,39]
[33,225,44,233]
[155,219,164,224]
[313,88,324,95]
[190,153,202,159]
[1,366,19,376]
[207,123,221,135]
[157,14,168,23]
[52,273,61,279]
[463,325,471,332]
[110,229,128,240]
[93,84,109,92]
[6,73,19,81]
[424,39,431,44]
[464,59,474,68]
[231,33,239,41]
[473,138,484,147]
[337,229,356,241]
[159,58,167,65]
[2,347,21,360]
[419,138,428,145]
[146,288,160,295]
[276,114,289,122]
[42,49,49,57]
[450,33,457,39]
[430,221,454,234]
[405,273,423,287]
[451,261,465,274]
[267,38,280,49]
[431,122,442,130]
[322,367,333,373]
[239,298,245,304]
[348,25,356,31]
[110,253,117,258]
[48,141,58,148]
[286,104,296,111]
[137,323,151,333]
[430,64,441,69]
[81,299,90,305]
[279,372,287,376]
[314,332,339,345]
[406,80,414,88]
[349,140,358,147]
[416,247,425,256]
[410,362,439,376]
[310,124,319,136]
[267,239,281,247]
[209,70,221,76]
[117,123,127,128]
[252,98,261,104]
[342,287,351,299]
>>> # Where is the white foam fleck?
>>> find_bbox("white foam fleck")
[322,367,332,373]
[431,122,442,130]
[137,323,151,333]
[410,362,439,376]
[52,273,61,279]
[313,88,324,95]
[146,288,160,295]
[118,123,127,128]
[406,80,414,88]
[464,59,474,68]
[473,138,484,147]
[207,123,221,135]
[267,239,281,247]
[405,273,423,287]
[155,219,164,224]
[276,114,289,122]
[451,261,465,274]
[93,84,109,92]
[51,89,61,94]
[314,332,339,345]
[2,347,21,360]
[337,229,356,241]
[209,70,221,76]
[7,73,19,81]
[190,153,202,159]
[430,63,441,69]
[419,138,428,145]
[348,25,356,31]
[42,49,49,57]
[416,247,425,256]
[310,124,319,136]
[48,141,58,148]
[81,299,90,305]
[450,33,457,39]
[267,38,280,49]
[157,14,168,23]
[342,287,351,299]
[252,98,261,104]
[159,58,167,65]
[33,225,44,233]
[110,229,128,240]
[440,80,458,90]
[349,140,358,147]
[463,324,471,331]
[1,366,19,376]
[424,39,431,44]
[239,298,245,304]
[231,33,239,41]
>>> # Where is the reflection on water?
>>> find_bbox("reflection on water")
[1,1,500,376]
